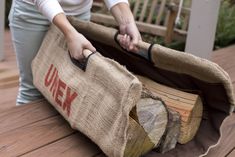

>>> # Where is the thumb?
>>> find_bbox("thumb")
[83,42,96,53]
[129,35,139,51]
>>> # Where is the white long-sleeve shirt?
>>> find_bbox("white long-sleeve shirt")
[22,0,128,22]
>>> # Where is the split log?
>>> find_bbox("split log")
[126,89,169,157]
[136,75,203,144]
[159,108,181,153]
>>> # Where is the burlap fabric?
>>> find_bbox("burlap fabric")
[67,18,235,157]
[31,25,145,157]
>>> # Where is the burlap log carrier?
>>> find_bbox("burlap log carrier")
[31,23,169,156]
[32,17,235,157]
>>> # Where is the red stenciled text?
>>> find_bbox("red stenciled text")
[44,64,78,117]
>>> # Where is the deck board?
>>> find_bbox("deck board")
[21,133,102,157]
[0,30,17,70]
[0,100,57,134]
[0,86,18,110]
[213,45,235,92]
[0,115,75,157]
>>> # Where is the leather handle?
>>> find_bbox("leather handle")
[114,32,153,63]
[69,49,96,71]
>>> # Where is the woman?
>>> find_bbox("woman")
[9,0,141,105]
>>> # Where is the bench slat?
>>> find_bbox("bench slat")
[147,0,158,23]
[182,0,192,30]
[139,0,149,22]
[90,13,187,41]
[133,0,141,18]
[156,0,166,25]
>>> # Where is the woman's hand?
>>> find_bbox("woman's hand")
[53,13,96,60]
[110,2,141,52]
[119,21,141,52]
[65,28,96,60]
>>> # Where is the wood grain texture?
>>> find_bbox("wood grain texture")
[21,132,102,157]
[125,89,168,157]
[0,30,17,71]
[0,69,18,82]
[0,68,19,89]
[124,117,155,157]
[212,45,235,93]
[0,100,58,134]
[136,75,200,122]
[136,75,203,144]
[159,109,180,153]
[136,91,168,146]
[0,86,18,111]
[0,79,18,89]
[0,116,75,157]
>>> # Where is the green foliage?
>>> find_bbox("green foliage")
[5,0,12,27]
[215,0,235,48]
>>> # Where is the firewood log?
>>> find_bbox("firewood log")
[136,75,203,144]
[159,108,181,153]
[126,89,168,157]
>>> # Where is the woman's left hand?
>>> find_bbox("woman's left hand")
[110,2,142,52]
[119,21,142,52]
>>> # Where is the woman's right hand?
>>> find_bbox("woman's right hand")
[65,28,96,60]
[53,13,96,60]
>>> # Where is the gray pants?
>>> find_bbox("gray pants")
[9,0,90,104]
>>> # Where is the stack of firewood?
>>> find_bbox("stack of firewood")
[119,75,203,156]
[132,75,203,154]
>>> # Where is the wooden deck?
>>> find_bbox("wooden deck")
[0,29,235,157]
[0,30,18,111]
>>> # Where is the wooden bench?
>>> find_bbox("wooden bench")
[0,99,234,157]
[92,0,190,44]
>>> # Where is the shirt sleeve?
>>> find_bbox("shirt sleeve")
[103,0,129,10]
[23,0,64,22]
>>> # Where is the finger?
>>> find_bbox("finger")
[120,35,127,49]
[123,34,129,49]
[129,35,139,51]
[83,42,96,53]
[126,35,131,50]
